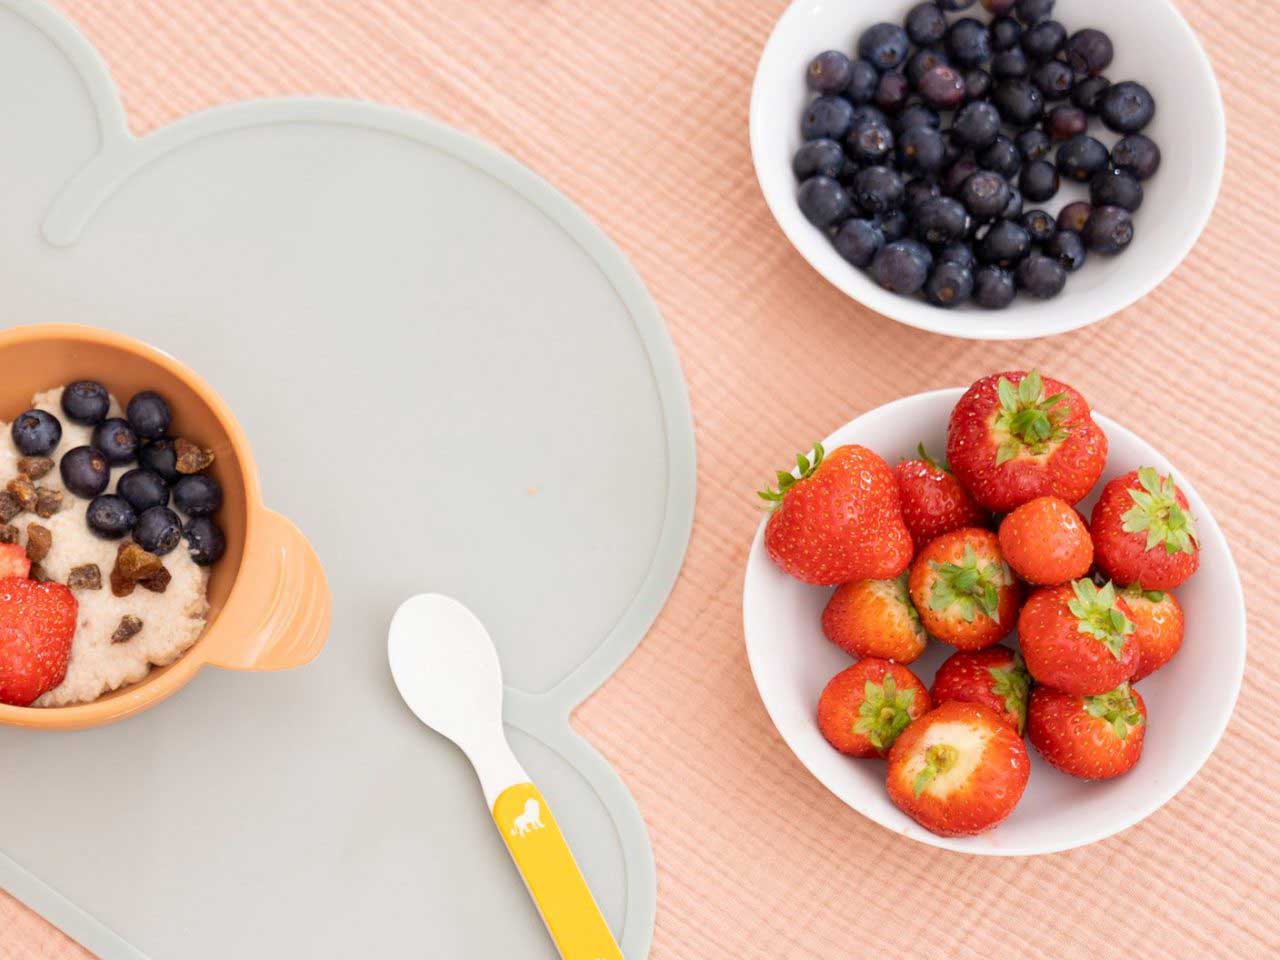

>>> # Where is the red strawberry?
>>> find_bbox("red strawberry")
[945,369,1107,513]
[886,700,1030,837]
[1123,586,1185,681]
[998,495,1093,586]
[1027,682,1147,779]
[1091,467,1200,590]
[0,577,78,706]
[930,646,1030,733]
[908,528,1019,650]
[761,444,913,586]
[0,543,31,579]
[822,574,927,663]
[1018,579,1138,695]
[894,444,988,551]
[817,659,931,757]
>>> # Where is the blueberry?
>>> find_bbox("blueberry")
[990,16,1022,51]
[1057,201,1092,233]
[942,156,981,196]
[1056,135,1110,181]
[1083,205,1135,254]
[793,139,845,180]
[1000,186,1024,220]
[852,165,905,215]
[11,410,61,456]
[946,19,992,68]
[1015,255,1067,298]
[940,129,963,168]
[897,126,948,175]
[974,265,1018,308]
[992,79,1044,127]
[918,65,966,110]
[871,240,932,294]
[991,47,1029,80]
[879,209,911,243]
[874,71,912,113]
[960,170,1013,221]
[846,59,881,105]
[1021,20,1066,61]
[914,196,971,245]
[978,135,1021,179]
[1044,229,1087,271]
[1100,81,1156,133]
[1065,28,1113,77]
[60,446,110,499]
[849,105,890,130]
[1032,60,1074,100]
[86,494,136,540]
[833,219,885,267]
[1112,134,1162,180]
[61,381,110,426]
[963,68,993,102]
[807,51,854,94]
[897,103,940,132]
[802,96,855,141]
[1016,128,1052,162]
[134,505,183,555]
[978,219,1032,267]
[184,517,226,566]
[906,178,942,212]
[938,0,979,8]
[138,437,181,482]
[1014,0,1054,26]
[117,468,171,512]
[953,101,1002,149]
[1019,159,1059,202]
[905,3,948,47]
[1071,76,1111,113]
[1046,106,1088,141]
[1090,169,1144,211]
[924,262,975,307]
[939,242,978,270]
[125,391,171,441]
[983,0,1018,15]
[92,417,138,465]
[848,120,895,164]
[798,176,851,227]
[858,23,911,71]
[1020,208,1056,243]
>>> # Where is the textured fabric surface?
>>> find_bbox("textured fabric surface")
[5,1,1278,957]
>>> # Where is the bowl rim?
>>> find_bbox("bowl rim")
[742,387,1247,855]
[748,0,1227,341]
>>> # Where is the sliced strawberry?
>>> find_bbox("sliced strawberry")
[1092,467,1200,590]
[894,445,988,552]
[1028,682,1147,779]
[817,659,931,758]
[1018,579,1138,695]
[930,646,1030,733]
[822,573,927,664]
[0,577,78,706]
[908,527,1019,650]
[0,543,31,579]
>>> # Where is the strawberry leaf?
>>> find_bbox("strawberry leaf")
[988,653,1031,734]
[992,369,1071,461]
[852,675,917,753]
[928,546,1011,626]
[757,442,825,506]
[1083,682,1144,740]
[1121,467,1199,556]
[1067,579,1135,660]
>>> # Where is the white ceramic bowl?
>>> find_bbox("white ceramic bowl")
[742,389,1246,855]
[749,0,1225,340]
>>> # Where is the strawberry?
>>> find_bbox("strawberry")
[817,659,931,757]
[930,646,1030,733]
[945,369,1108,513]
[885,700,1030,837]
[822,573,927,663]
[908,528,1019,650]
[1027,682,1147,779]
[761,443,913,586]
[1091,467,1200,590]
[1018,579,1138,695]
[894,444,988,551]
[0,543,31,579]
[0,577,78,706]
[1122,585,1185,681]
[998,495,1093,586]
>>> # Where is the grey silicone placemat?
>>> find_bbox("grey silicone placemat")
[0,2,696,957]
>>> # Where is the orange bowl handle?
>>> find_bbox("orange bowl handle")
[205,509,331,671]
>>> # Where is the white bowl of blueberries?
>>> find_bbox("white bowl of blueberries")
[750,0,1225,339]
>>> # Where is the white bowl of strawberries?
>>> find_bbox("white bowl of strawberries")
[743,370,1245,854]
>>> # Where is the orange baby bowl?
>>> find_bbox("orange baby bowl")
[0,324,330,730]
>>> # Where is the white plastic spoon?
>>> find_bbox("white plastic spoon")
[388,593,624,960]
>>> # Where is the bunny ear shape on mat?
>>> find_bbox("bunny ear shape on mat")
[0,3,695,959]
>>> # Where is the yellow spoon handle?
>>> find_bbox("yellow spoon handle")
[493,782,624,960]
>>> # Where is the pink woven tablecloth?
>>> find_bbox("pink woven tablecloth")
[6,1,1278,957]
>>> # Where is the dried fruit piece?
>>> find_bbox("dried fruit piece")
[25,523,52,563]
[116,542,163,581]
[28,562,51,582]
[5,477,37,512]
[17,457,54,480]
[0,492,22,523]
[0,524,17,544]
[111,615,144,644]
[34,487,63,519]
[139,565,171,594]
[68,564,103,590]
[174,439,215,474]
